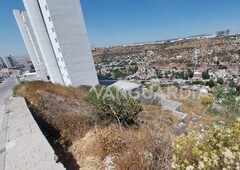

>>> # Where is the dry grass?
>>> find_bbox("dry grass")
[15,81,86,104]
[140,105,180,131]
[70,125,172,170]
[161,86,208,115]
[15,81,173,169]
[14,81,95,141]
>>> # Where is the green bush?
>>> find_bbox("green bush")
[187,69,194,78]
[206,79,215,88]
[172,120,240,170]
[236,86,240,96]
[84,87,143,126]
[192,80,203,85]
[201,97,214,106]
[212,86,240,117]
[217,78,224,85]
[202,70,210,80]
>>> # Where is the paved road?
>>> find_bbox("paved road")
[0,76,19,131]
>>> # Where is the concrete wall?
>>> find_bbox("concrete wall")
[172,105,187,119]
[141,91,187,119]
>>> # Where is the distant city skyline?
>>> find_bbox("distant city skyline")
[1,0,240,56]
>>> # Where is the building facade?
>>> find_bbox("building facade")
[14,0,99,87]
[0,56,20,68]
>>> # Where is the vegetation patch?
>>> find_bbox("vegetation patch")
[13,81,240,169]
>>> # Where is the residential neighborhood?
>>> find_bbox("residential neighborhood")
[94,34,240,94]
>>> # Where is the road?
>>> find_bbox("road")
[0,76,19,121]
[0,76,19,132]
[0,76,18,139]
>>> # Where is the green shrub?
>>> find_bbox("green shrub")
[172,120,240,170]
[212,86,240,117]
[217,78,224,85]
[192,80,203,85]
[84,87,143,126]
[201,96,214,106]
[206,79,215,88]
[202,70,210,80]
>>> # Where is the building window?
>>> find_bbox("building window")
[55,38,58,43]
[61,58,63,61]
[58,48,61,53]
[48,16,51,22]
[45,5,48,10]
[52,28,55,33]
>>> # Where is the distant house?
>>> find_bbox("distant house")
[176,55,183,59]
[0,68,10,78]
[193,71,202,80]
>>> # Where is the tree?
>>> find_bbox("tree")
[192,80,202,85]
[128,66,138,75]
[217,78,224,85]
[113,69,126,79]
[236,86,240,96]
[155,69,163,78]
[202,70,210,80]
[218,65,228,69]
[187,69,194,78]
[206,79,215,88]
[165,72,168,78]
[228,79,236,88]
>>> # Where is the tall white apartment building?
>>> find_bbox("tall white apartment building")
[14,0,99,87]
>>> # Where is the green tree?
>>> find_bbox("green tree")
[155,69,163,78]
[113,69,126,79]
[128,66,138,75]
[192,80,202,85]
[187,69,194,78]
[228,79,236,88]
[236,86,240,95]
[202,70,210,80]
[217,78,224,85]
[206,79,215,87]
[165,72,168,78]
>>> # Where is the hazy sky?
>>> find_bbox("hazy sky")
[1,0,240,56]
